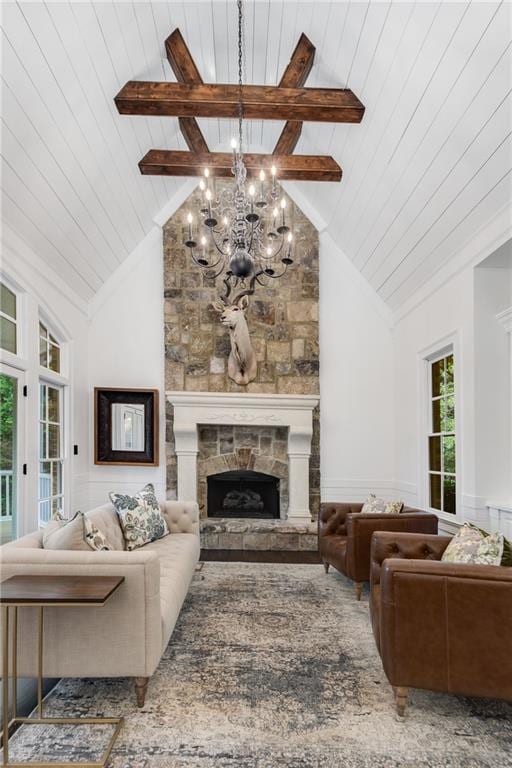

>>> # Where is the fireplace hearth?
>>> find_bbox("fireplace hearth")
[207,470,280,519]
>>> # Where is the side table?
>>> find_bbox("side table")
[1,575,125,768]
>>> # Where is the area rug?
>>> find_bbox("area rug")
[9,563,512,767]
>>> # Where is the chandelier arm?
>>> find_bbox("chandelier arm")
[207,228,229,257]
[264,263,290,280]
[189,249,212,269]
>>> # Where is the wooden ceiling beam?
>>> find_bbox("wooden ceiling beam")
[138,150,342,182]
[115,82,365,123]
[164,28,209,153]
[274,33,316,156]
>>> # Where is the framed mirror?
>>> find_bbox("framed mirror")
[94,388,159,465]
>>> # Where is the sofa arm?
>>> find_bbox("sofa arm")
[161,500,200,535]
[378,556,512,699]
[0,547,162,679]
[345,513,438,583]
[319,502,363,538]
[370,531,449,588]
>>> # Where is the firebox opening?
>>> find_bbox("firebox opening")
[207,470,280,519]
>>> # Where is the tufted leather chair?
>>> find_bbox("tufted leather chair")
[370,531,512,715]
[318,502,438,599]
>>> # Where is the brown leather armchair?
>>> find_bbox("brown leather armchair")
[370,531,512,715]
[318,502,438,599]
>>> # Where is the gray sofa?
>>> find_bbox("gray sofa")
[0,500,200,707]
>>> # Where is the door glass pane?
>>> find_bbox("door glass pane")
[0,317,17,354]
[0,373,17,543]
[49,343,60,373]
[429,474,441,511]
[443,436,456,474]
[443,476,456,514]
[429,436,441,472]
[48,387,60,422]
[0,284,16,319]
[40,337,48,368]
[48,425,60,458]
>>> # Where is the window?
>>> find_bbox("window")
[39,322,61,373]
[0,282,17,354]
[39,383,64,525]
[428,352,456,515]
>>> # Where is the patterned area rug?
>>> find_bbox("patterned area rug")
[9,563,512,767]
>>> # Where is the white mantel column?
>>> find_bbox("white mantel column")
[172,422,198,502]
[287,425,314,523]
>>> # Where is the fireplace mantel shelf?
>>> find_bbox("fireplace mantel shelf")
[166,390,319,523]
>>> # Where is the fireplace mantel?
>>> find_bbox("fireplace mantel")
[166,391,319,523]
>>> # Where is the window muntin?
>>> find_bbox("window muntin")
[0,283,17,355]
[39,383,64,524]
[39,322,61,373]
[428,353,456,515]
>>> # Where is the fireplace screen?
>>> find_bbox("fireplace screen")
[207,470,280,519]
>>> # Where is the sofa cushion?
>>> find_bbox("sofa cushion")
[110,484,169,551]
[143,533,200,649]
[85,504,126,551]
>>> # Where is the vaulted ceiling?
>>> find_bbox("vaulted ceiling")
[2,2,511,309]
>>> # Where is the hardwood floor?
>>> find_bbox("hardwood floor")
[200,549,321,564]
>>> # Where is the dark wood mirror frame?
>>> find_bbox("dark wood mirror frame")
[94,387,159,466]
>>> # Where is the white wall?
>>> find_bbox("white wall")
[1,224,90,530]
[87,227,166,508]
[319,233,396,502]
[393,247,512,530]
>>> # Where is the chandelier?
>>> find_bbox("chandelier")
[183,0,294,296]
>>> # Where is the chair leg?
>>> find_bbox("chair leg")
[354,582,363,601]
[323,561,330,574]
[134,676,149,708]
[394,686,409,717]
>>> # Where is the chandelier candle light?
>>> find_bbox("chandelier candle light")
[183,0,294,296]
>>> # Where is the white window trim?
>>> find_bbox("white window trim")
[418,331,463,524]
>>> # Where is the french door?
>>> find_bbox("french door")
[0,364,25,543]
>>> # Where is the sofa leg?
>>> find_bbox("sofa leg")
[354,582,363,601]
[394,686,409,717]
[134,677,149,708]
[323,561,330,574]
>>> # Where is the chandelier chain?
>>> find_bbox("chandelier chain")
[237,0,244,154]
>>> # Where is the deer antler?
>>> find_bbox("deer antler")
[231,269,265,306]
[219,276,232,305]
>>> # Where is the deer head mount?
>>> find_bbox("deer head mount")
[212,273,263,386]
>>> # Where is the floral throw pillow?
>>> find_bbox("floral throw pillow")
[109,483,169,551]
[361,494,404,514]
[441,523,504,566]
[84,517,113,551]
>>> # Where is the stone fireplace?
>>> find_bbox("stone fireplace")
[166,392,318,524]
[163,182,320,547]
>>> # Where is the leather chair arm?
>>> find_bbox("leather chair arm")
[345,514,439,583]
[318,502,363,538]
[378,556,512,699]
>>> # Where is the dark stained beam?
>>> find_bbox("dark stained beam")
[164,28,208,153]
[279,33,316,89]
[115,82,365,123]
[139,150,342,182]
[274,34,316,156]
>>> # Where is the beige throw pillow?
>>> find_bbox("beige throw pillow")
[441,523,504,566]
[43,511,90,551]
[361,493,404,514]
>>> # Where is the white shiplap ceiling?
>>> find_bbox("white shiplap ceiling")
[1,1,511,308]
